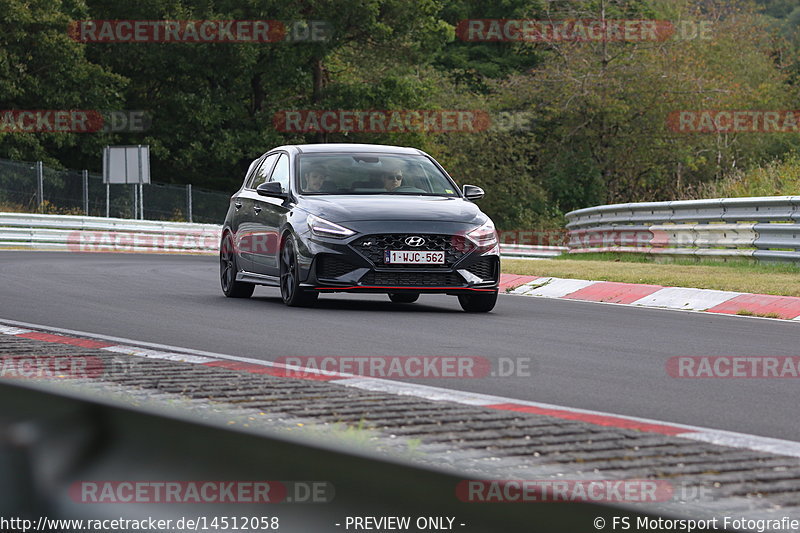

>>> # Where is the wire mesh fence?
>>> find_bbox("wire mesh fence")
[42,166,85,214]
[0,159,39,212]
[0,158,230,223]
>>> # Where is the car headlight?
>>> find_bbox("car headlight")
[467,219,499,253]
[307,214,355,238]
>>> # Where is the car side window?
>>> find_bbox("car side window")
[242,157,263,189]
[269,154,290,193]
[248,154,279,190]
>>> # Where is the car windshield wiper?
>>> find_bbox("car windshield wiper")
[377,191,445,196]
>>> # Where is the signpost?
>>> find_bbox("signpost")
[102,145,150,219]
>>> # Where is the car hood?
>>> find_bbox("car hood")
[297,195,485,225]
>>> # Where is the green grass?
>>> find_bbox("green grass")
[503,253,800,297]
[555,252,800,273]
[734,309,782,319]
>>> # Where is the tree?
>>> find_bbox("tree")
[0,0,125,167]
[489,0,797,212]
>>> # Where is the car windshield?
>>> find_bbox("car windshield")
[297,153,459,196]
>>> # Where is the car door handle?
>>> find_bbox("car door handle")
[234,201,242,210]
[253,206,262,214]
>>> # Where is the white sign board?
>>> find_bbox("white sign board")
[103,145,150,184]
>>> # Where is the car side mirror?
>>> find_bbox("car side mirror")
[462,184,484,200]
[256,181,288,199]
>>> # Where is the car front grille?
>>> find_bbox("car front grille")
[359,271,464,287]
[350,234,475,268]
[317,255,358,279]
[464,257,498,281]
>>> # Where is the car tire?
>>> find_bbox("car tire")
[458,291,497,313]
[388,293,419,303]
[220,233,255,298]
[280,234,318,307]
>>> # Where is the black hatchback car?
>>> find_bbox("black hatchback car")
[220,143,500,312]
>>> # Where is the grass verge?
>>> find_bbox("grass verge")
[502,253,800,297]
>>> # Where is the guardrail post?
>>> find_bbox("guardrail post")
[137,146,145,220]
[187,184,193,223]
[82,170,89,216]
[35,161,43,213]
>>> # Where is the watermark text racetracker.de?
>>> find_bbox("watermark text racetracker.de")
[667,356,800,378]
[66,230,219,253]
[0,110,151,133]
[0,355,104,380]
[69,20,331,43]
[227,229,569,256]
[0,355,200,381]
[273,356,532,379]
[0,354,531,382]
[273,109,536,133]
[71,480,333,504]
[668,110,800,134]
[458,479,675,503]
[455,19,713,42]
[498,229,568,247]
[459,480,718,506]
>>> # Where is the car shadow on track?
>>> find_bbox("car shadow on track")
[247,294,462,314]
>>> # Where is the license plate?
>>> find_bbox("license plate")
[384,250,445,264]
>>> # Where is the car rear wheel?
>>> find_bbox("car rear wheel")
[458,291,497,313]
[280,235,318,307]
[220,234,255,298]
[388,293,419,303]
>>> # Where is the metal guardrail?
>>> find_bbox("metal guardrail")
[565,196,800,262]
[0,212,220,253]
[0,212,562,258]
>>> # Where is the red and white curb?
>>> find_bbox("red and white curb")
[1,318,800,458]
[499,274,800,321]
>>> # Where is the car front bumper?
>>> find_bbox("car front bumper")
[296,226,500,294]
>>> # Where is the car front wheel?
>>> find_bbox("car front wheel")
[280,235,318,307]
[458,291,497,313]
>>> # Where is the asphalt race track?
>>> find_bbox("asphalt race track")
[1,251,798,442]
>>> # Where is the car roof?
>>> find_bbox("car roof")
[270,143,426,155]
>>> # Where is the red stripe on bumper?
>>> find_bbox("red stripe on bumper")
[314,286,497,291]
